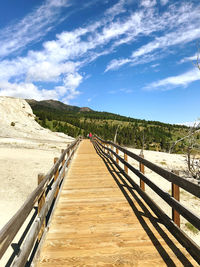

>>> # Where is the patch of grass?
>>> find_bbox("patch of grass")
[185,222,199,234]
[160,161,167,166]
[180,190,189,197]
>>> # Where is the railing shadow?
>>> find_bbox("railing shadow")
[5,207,38,267]
[93,142,195,267]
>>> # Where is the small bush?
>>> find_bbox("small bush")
[185,222,199,234]
[11,122,15,126]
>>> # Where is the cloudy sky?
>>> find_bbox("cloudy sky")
[0,0,200,124]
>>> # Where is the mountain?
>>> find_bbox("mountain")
[26,99,192,153]
[26,99,93,112]
[0,96,74,142]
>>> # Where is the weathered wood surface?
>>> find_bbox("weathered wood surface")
[172,183,180,227]
[95,138,200,231]
[95,136,200,198]
[38,173,45,241]
[0,139,79,260]
[37,140,198,266]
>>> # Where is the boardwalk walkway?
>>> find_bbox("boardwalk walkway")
[37,140,197,266]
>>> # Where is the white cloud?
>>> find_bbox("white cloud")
[0,81,58,100]
[55,72,83,103]
[1,0,200,103]
[48,0,70,7]
[132,28,200,59]
[105,2,200,72]
[120,88,133,93]
[160,0,168,5]
[105,52,162,71]
[0,0,133,102]
[179,54,197,64]
[105,0,126,17]
[144,68,200,90]
[140,0,157,8]
[151,63,160,68]
[0,1,146,101]
[105,58,131,72]
[108,88,133,94]
[0,72,83,103]
[0,0,71,58]
[26,61,76,82]
[64,73,83,89]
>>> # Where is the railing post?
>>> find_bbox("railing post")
[38,173,45,241]
[124,153,128,174]
[139,151,145,191]
[116,148,119,164]
[107,144,110,155]
[102,141,104,152]
[61,149,65,178]
[67,146,70,167]
[101,140,103,151]
[172,170,180,227]
[105,143,108,154]
[54,157,59,198]
[111,144,113,158]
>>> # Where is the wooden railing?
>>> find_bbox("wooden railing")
[92,136,200,264]
[0,137,81,266]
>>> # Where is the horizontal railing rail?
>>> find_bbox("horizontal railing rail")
[0,137,81,266]
[94,136,200,198]
[92,135,200,264]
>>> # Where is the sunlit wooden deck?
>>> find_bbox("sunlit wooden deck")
[37,139,197,266]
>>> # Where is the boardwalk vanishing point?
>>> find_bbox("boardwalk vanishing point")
[36,139,198,266]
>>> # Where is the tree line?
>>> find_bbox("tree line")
[33,106,191,153]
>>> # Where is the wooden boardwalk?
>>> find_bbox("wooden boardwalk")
[37,140,198,266]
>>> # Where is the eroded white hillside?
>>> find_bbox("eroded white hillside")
[0,96,74,145]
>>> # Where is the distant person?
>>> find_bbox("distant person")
[89,132,92,139]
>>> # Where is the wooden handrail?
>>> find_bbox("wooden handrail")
[11,150,72,267]
[93,136,200,229]
[0,137,81,262]
[94,136,200,198]
[92,138,200,263]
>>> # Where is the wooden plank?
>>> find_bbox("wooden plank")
[0,138,79,260]
[97,139,200,231]
[94,140,200,263]
[38,173,45,241]
[12,157,69,267]
[116,148,119,164]
[54,157,59,198]
[37,140,199,266]
[61,149,65,179]
[124,153,128,174]
[139,151,145,191]
[172,183,180,227]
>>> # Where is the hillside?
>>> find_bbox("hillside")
[0,96,74,242]
[27,99,93,112]
[26,99,195,153]
[0,96,74,149]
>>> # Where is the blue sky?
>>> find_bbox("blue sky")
[0,0,200,124]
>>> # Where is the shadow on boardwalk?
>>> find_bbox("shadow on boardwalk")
[93,142,195,267]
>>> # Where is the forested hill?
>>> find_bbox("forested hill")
[26,99,189,153]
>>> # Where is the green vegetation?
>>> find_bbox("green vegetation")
[28,99,197,153]
[185,222,199,234]
[160,161,167,166]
